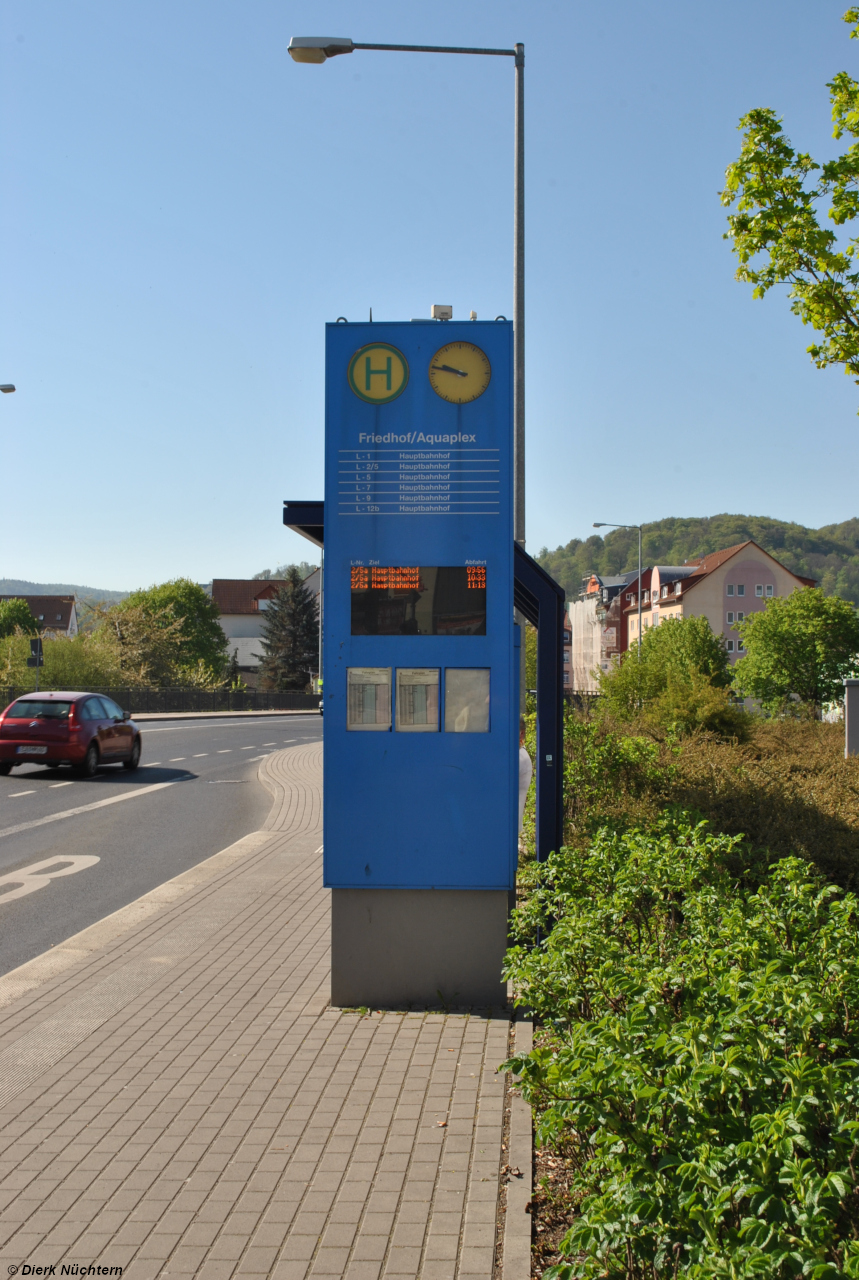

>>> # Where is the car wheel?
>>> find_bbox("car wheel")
[123,739,141,771]
[78,742,100,777]
[0,762,12,776]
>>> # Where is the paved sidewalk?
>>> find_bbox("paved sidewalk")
[0,745,515,1279]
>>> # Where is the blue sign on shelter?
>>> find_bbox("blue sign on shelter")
[322,317,516,1004]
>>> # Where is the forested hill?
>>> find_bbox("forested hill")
[536,515,859,604]
[0,579,128,608]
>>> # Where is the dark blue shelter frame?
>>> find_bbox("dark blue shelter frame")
[283,500,564,865]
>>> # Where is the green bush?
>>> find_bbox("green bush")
[734,587,859,715]
[599,616,739,737]
[505,816,859,1278]
[0,598,38,638]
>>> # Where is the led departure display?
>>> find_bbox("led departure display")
[350,565,487,636]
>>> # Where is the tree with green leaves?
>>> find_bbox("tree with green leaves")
[721,7,859,405]
[734,586,859,713]
[0,598,38,639]
[258,567,319,691]
[599,615,745,736]
[88,600,186,686]
[118,579,227,676]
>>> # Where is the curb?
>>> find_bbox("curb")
[503,1013,533,1279]
[132,709,320,722]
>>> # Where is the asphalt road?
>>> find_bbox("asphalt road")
[0,713,323,976]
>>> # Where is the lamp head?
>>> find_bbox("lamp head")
[288,36,354,63]
[0,384,15,394]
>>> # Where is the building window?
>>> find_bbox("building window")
[727,611,734,624]
[643,591,649,603]
[563,630,571,643]
[726,640,734,652]
[563,652,570,664]
[755,584,763,597]
[737,611,744,623]
[737,584,745,597]
[737,640,745,652]
[563,672,570,685]
[727,584,734,596]
[661,585,668,598]
[766,584,774,597]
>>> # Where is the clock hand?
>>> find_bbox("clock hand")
[431,364,468,377]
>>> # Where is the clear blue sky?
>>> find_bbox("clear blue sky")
[1,0,856,590]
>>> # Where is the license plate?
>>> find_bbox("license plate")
[17,745,48,755]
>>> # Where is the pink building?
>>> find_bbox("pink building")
[622,541,815,661]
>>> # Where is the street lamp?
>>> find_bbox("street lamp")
[593,522,643,655]
[287,34,526,552]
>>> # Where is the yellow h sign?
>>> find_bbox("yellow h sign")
[347,343,409,405]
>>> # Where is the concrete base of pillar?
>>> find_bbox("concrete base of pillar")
[330,888,509,1009]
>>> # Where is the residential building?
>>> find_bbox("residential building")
[207,580,287,679]
[568,571,638,693]
[562,620,571,690]
[206,572,322,681]
[0,595,78,637]
[622,541,815,661]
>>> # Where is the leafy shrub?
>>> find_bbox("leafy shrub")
[599,616,736,737]
[0,630,126,690]
[734,586,859,715]
[560,711,859,892]
[505,816,859,1278]
[645,670,749,740]
[563,715,663,844]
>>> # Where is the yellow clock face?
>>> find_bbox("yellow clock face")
[428,342,491,404]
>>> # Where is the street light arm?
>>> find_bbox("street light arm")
[353,42,516,56]
[287,36,517,63]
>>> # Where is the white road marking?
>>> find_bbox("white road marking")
[49,782,74,788]
[0,855,100,903]
[240,746,256,751]
[217,750,231,754]
[9,791,36,798]
[193,753,208,757]
[0,781,176,841]
[262,742,276,746]
[145,762,161,767]
[141,717,317,734]
[169,757,186,762]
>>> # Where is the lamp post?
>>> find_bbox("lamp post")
[593,522,643,655]
[287,35,526,553]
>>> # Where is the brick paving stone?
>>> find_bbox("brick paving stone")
[0,744,511,1280]
[343,1264,382,1280]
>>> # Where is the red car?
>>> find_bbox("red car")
[0,692,142,777]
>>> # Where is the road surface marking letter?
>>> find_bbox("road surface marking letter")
[0,855,100,903]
